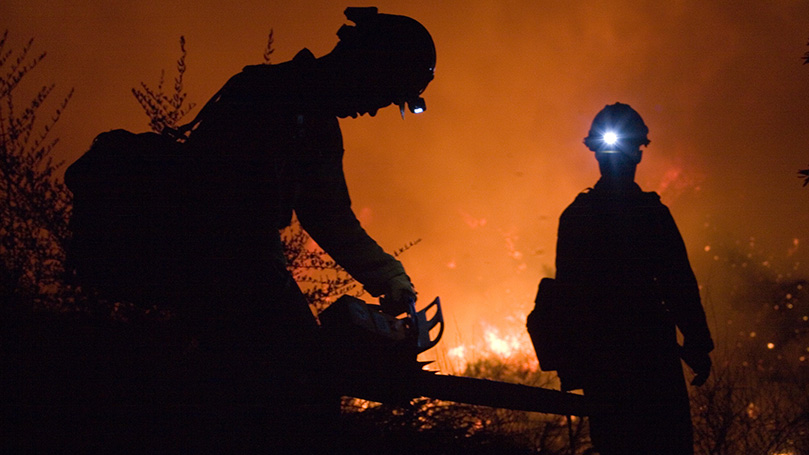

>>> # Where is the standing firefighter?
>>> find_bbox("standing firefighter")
[554,103,713,454]
[64,6,435,452]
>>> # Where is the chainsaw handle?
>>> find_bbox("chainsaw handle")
[413,297,444,353]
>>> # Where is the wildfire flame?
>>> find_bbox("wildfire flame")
[446,321,538,371]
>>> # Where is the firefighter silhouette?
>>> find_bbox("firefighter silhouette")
[554,103,713,455]
[178,7,435,450]
[57,7,435,452]
[61,7,435,452]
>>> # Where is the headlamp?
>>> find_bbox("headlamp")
[409,96,426,114]
[399,96,427,118]
[603,131,618,146]
[599,131,621,153]
[596,129,642,163]
[584,103,650,159]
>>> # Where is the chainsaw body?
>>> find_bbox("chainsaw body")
[318,295,444,373]
[317,295,588,415]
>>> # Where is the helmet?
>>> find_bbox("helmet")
[335,7,436,114]
[583,103,650,155]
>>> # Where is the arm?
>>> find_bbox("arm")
[657,207,713,353]
[657,207,714,385]
[294,118,410,298]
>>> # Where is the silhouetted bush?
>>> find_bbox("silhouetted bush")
[0,30,73,312]
[691,350,809,455]
[131,36,195,134]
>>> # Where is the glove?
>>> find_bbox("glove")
[379,273,416,316]
[680,346,711,386]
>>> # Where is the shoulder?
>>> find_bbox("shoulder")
[569,187,598,208]
[241,49,314,76]
[559,188,595,219]
[571,187,595,204]
[640,189,662,203]
[636,190,665,208]
[634,191,679,228]
[226,49,314,103]
[636,190,670,213]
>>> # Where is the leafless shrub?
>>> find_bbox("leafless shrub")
[691,349,809,455]
[131,36,195,133]
[0,30,73,309]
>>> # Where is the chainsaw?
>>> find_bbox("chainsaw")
[318,294,444,374]
[318,295,588,416]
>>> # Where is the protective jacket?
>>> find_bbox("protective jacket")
[556,181,712,371]
[555,179,713,455]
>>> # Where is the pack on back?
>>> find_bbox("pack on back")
[526,277,584,375]
[65,129,196,306]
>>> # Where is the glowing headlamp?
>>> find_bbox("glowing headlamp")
[595,129,642,162]
[399,96,427,118]
[598,130,622,153]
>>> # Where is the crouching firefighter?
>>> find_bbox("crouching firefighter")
[65,7,436,452]
[529,103,713,455]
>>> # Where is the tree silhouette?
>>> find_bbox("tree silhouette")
[0,30,73,309]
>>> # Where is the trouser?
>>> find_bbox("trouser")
[180,271,339,453]
[584,362,693,455]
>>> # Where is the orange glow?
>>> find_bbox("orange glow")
[7,1,809,370]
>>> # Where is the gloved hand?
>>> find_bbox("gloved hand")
[680,346,711,386]
[380,273,416,316]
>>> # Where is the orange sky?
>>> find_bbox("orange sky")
[6,1,809,367]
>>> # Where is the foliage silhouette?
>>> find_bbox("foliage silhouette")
[263,29,274,64]
[131,36,195,134]
[281,215,366,313]
[0,30,73,310]
[690,351,809,455]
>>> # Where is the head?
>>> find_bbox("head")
[324,7,436,118]
[583,102,650,183]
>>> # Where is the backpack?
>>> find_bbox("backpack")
[527,278,567,371]
[528,277,591,373]
[64,129,195,305]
